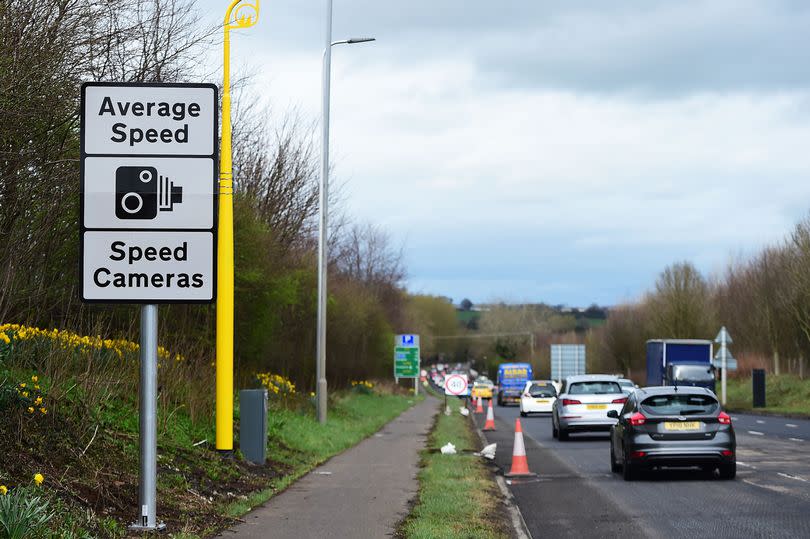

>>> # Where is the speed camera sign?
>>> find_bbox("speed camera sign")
[444,374,468,396]
[80,82,217,303]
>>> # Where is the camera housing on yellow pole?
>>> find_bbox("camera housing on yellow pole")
[217,0,259,452]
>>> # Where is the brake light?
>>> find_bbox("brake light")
[630,412,646,426]
[721,450,734,457]
[718,412,732,425]
[630,451,646,459]
[612,397,628,404]
[562,399,582,406]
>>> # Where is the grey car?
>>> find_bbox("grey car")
[608,386,736,481]
[552,375,628,441]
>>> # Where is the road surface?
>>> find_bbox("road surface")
[475,403,810,538]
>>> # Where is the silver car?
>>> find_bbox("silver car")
[552,375,628,441]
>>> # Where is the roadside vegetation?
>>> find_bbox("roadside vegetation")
[726,375,810,416]
[589,216,810,382]
[0,325,416,537]
[400,403,509,539]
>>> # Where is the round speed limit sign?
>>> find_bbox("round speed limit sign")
[444,374,467,396]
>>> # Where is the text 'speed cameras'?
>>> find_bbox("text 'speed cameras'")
[115,166,183,220]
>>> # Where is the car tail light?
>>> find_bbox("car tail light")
[629,412,646,426]
[721,450,734,457]
[630,451,646,459]
[612,397,628,404]
[562,399,582,406]
[718,412,732,425]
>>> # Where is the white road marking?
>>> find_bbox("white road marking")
[731,417,739,421]
[737,461,757,469]
[789,438,804,442]
[777,472,808,483]
[786,424,798,428]
[756,420,765,424]
[748,430,765,436]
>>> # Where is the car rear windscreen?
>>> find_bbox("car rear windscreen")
[641,394,719,416]
[528,383,556,397]
[568,381,622,395]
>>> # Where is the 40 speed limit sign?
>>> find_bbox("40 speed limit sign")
[444,374,468,396]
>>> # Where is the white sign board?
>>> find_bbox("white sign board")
[80,83,217,303]
[444,374,469,396]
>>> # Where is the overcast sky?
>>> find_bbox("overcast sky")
[199,0,810,306]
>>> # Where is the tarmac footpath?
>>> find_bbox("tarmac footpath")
[222,394,439,539]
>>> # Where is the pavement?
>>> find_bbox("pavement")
[475,402,810,539]
[221,394,438,539]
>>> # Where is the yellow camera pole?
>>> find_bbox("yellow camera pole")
[217,0,259,452]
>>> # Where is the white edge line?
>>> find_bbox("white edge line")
[748,430,765,436]
[778,472,809,483]
[786,424,798,428]
[789,437,804,442]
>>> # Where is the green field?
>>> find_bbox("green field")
[400,403,508,539]
[726,374,810,416]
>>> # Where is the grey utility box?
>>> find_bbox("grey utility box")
[239,389,268,464]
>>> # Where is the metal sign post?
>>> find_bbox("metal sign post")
[80,82,218,530]
[135,305,161,530]
[715,327,734,406]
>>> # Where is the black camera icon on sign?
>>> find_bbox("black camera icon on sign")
[115,166,182,220]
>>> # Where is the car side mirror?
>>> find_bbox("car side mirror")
[606,410,619,419]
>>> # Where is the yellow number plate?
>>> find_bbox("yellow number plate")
[586,404,607,410]
[664,421,701,431]
[535,399,549,404]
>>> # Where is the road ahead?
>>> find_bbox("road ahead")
[475,404,810,539]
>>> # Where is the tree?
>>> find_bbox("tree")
[460,298,473,311]
[646,262,715,339]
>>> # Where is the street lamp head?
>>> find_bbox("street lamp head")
[225,0,259,30]
[346,37,376,44]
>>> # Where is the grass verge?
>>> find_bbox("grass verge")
[399,403,509,539]
[726,374,810,416]
[0,374,418,538]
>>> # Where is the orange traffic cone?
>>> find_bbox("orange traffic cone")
[483,399,496,431]
[505,418,535,477]
[475,395,484,414]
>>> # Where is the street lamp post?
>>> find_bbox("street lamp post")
[217,0,259,452]
[316,0,374,424]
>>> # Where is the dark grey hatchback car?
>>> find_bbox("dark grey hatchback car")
[608,386,736,481]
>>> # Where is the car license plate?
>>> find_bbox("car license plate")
[586,404,607,410]
[664,421,701,431]
[535,399,549,404]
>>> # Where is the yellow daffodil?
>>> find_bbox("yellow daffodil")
[0,485,7,495]
[34,385,40,390]
[19,383,26,388]
[27,407,34,413]
[21,391,29,398]
[39,408,47,415]
[33,473,44,486]
[31,375,38,383]
[34,397,43,405]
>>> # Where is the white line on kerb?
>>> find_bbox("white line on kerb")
[789,438,804,442]
[778,472,808,483]
[748,430,765,436]
[786,424,798,428]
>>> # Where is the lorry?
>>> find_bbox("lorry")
[497,362,533,406]
[646,339,716,392]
